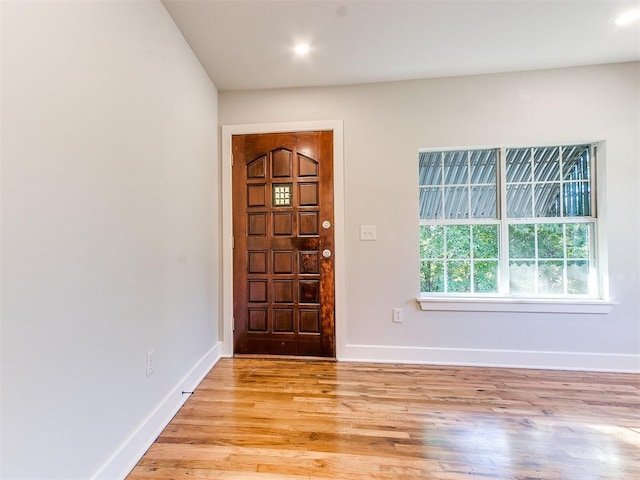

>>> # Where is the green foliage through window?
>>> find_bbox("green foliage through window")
[420,224,499,293]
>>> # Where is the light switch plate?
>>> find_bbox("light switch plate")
[360,225,376,241]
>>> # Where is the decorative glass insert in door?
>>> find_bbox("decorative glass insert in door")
[273,184,292,206]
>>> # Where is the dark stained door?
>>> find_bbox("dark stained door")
[232,131,335,357]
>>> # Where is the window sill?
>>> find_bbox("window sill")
[417,296,614,314]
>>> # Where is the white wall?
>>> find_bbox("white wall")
[220,62,640,371]
[0,1,220,479]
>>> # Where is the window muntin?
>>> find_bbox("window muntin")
[419,149,498,220]
[419,144,598,298]
[420,224,499,294]
[505,145,592,218]
[508,222,594,295]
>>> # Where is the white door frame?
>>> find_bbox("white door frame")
[220,121,346,358]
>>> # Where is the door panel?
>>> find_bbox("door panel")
[232,131,335,357]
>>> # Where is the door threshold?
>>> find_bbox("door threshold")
[233,354,336,362]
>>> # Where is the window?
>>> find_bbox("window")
[419,144,602,299]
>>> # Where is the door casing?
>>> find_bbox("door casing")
[221,121,345,358]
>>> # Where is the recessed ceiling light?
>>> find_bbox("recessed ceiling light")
[294,43,310,56]
[615,9,640,26]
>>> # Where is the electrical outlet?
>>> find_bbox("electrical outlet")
[360,225,376,241]
[146,350,154,377]
[393,308,403,323]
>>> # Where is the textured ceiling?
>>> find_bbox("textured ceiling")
[162,0,640,91]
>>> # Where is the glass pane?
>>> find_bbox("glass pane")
[563,145,590,182]
[567,260,589,294]
[470,185,496,219]
[444,151,468,184]
[419,152,442,186]
[420,225,444,259]
[444,186,469,219]
[506,148,532,183]
[473,225,499,259]
[534,147,560,182]
[273,184,292,206]
[537,223,564,259]
[509,224,535,259]
[506,184,532,218]
[421,260,444,292]
[447,261,471,293]
[509,260,535,294]
[534,183,561,217]
[446,225,471,259]
[474,260,498,293]
[563,181,591,217]
[566,223,590,259]
[419,187,442,219]
[470,150,497,184]
[538,260,564,294]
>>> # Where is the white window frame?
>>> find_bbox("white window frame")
[417,142,613,314]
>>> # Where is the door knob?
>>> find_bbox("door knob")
[322,249,332,258]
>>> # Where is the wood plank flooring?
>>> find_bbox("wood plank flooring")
[127,358,640,479]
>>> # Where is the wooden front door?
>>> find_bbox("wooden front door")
[232,131,335,357]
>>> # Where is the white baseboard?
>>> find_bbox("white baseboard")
[340,344,640,373]
[91,342,223,480]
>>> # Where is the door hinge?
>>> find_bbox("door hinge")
[231,153,234,166]
[232,235,235,248]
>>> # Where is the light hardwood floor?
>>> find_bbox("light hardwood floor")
[127,358,639,479]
